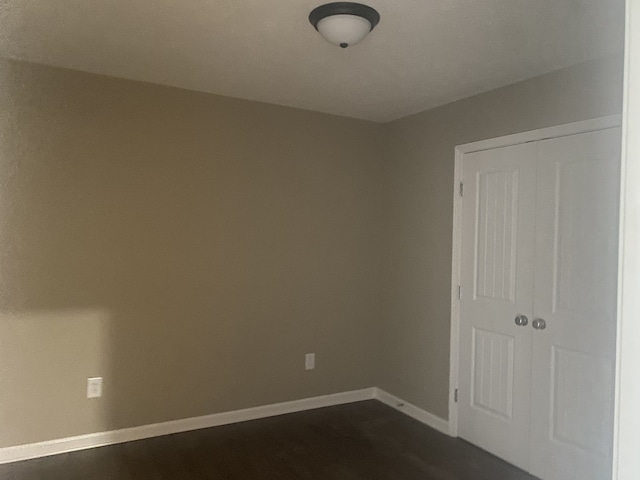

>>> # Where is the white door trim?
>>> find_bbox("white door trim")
[448,114,622,438]
[613,1,640,478]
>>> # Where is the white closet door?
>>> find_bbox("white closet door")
[529,128,621,480]
[458,142,537,471]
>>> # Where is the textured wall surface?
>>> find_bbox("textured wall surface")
[0,53,625,449]
[0,59,386,447]
[379,55,624,419]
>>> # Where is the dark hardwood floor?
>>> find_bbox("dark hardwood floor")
[0,400,537,479]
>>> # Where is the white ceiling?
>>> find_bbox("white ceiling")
[0,0,625,122]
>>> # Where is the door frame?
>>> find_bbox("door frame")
[448,114,622,437]
[614,2,640,477]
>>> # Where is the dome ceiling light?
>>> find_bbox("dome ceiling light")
[309,2,380,49]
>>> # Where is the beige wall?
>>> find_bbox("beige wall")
[0,59,386,447]
[0,53,625,449]
[379,55,625,419]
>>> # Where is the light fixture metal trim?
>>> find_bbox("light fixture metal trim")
[309,2,380,48]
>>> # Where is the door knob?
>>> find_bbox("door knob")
[532,318,547,330]
[515,315,528,326]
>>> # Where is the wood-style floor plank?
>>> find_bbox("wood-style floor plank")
[0,400,538,479]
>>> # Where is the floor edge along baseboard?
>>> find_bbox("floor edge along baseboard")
[0,387,449,464]
[373,388,450,435]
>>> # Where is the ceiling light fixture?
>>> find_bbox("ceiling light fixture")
[309,2,380,49]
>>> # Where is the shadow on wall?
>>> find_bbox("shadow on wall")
[0,309,112,445]
[0,59,385,449]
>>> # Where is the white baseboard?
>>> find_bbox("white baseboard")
[373,388,450,435]
[0,388,376,465]
[0,386,451,464]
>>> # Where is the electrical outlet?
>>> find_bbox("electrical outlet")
[305,353,315,370]
[87,377,103,398]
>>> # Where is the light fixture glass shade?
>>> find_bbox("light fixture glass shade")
[316,14,372,48]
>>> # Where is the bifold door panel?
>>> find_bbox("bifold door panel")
[458,142,537,471]
[528,129,620,480]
